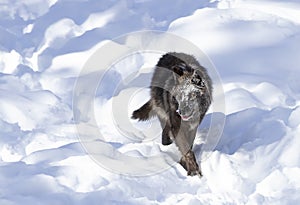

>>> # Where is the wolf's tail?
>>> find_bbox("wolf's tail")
[131,100,154,121]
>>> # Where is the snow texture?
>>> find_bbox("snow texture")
[1,0,300,204]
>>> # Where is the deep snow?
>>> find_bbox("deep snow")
[1,0,300,204]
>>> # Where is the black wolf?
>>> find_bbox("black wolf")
[132,52,212,176]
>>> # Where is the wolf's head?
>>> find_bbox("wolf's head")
[171,62,211,121]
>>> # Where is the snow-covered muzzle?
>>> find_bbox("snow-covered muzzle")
[172,74,206,121]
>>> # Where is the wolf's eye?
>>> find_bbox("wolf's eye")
[172,63,187,76]
[191,77,205,87]
[191,78,198,84]
[191,78,200,85]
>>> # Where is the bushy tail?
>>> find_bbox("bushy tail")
[131,100,154,121]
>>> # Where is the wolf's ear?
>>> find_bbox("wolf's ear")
[172,63,186,77]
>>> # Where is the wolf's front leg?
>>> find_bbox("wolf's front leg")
[170,117,202,177]
[179,150,202,177]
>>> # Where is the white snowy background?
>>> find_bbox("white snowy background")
[1,0,300,204]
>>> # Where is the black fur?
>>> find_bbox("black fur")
[132,101,153,121]
[132,52,212,177]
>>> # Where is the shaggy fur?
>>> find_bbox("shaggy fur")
[132,52,212,177]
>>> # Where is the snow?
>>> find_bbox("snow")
[0,50,21,74]
[1,0,300,204]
